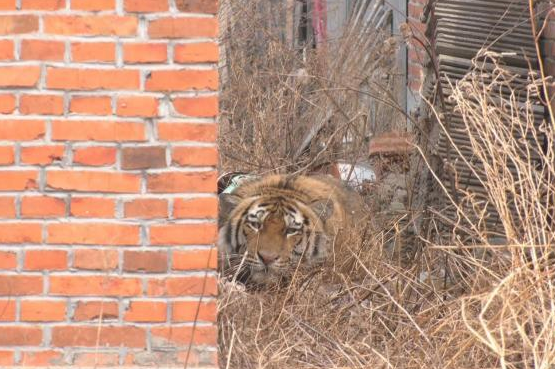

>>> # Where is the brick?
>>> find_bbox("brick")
[47,223,140,245]
[124,301,167,322]
[0,15,39,35]
[125,0,168,12]
[407,19,426,34]
[20,351,64,366]
[71,0,115,10]
[121,146,166,170]
[47,170,140,193]
[147,276,217,296]
[73,249,118,270]
[173,249,217,270]
[20,40,65,61]
[408,2,424,17]
[175,0,217,14]
[52,120,145,142]
[0,351,12,365]
[0,0,15,9]
[172,147,217,167]
[73,300,119,321]
[47,68,140,90]
[21,300,66,321]
[123,43,167,63]
[50,276,141,296]
[147,171,217,193]
[408,47,426,63]
[0,251,17,269]
[158,122,216,142]
[173,197,217,219]
[0,40,13,60]
[123,250,167,272]
[0,66,41,87]
[44,16,138,36]
[0,197,16,218]
[369,131,415,156]
[73,146,117,166]
[20,94,64,115]
[22,0,64,9]
[172,300,216,322]
[117,96,159,117]
[0,146,14,165]
[173,96,218,117]
[52,326,145,347]
[0,300,16,321]
[124,199,167,218]
[0,223,42,243]
[72,42,116,63]
[21,196,66,218]
[0,170,38,191]
[24,250,67,270]
[174,42,218,63]
[21,145,65,165]
[70,197,115,218]
[0,275,42,296]
[408,63,424,79]
[176,349,217,367]
[0,120,45,141]
[70,96,112,115]
[151,326,216,346]
[0,94,15,113]
[73,352,119,366]
[0,327,42,346]
[128,350,204,366]
[145,69,218,91]
[409,78,421,92]
[150,223,217,245]
[149,17,217,39]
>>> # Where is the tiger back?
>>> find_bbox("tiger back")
[218,174,365,285]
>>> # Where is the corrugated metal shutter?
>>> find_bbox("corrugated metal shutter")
[415,0,544,233]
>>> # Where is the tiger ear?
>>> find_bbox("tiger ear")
[310,199,334,221]
[218,194,242,225]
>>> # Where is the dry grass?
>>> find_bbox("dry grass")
[218,1,555,368]
[218,0,406,175]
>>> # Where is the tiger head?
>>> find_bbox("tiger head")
[218,194,334,285]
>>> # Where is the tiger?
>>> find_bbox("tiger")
[218,174,365,286]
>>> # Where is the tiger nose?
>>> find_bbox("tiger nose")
[257,251,279,265]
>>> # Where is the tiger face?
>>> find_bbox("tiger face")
[219,195,333,285]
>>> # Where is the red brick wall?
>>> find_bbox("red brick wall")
[0,0,218,367]
[407,0,426,111]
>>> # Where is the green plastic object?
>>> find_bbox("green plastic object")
[221,174,257,194]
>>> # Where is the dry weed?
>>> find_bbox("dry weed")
[219,0,405,175]
[217,1,555,368]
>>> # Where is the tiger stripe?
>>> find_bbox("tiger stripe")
[218,174,364,286]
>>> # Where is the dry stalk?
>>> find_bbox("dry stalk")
[218,1,555,368]
[219,0,404,175]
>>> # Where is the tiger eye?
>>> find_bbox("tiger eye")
[247,221,261,231]
[285,228,299,235]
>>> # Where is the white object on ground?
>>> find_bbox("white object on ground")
[336,161,376,187]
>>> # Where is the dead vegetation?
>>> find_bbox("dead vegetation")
[218,0,406,175]
[217,0,555,368]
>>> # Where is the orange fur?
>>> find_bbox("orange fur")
[218,174,364,285]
